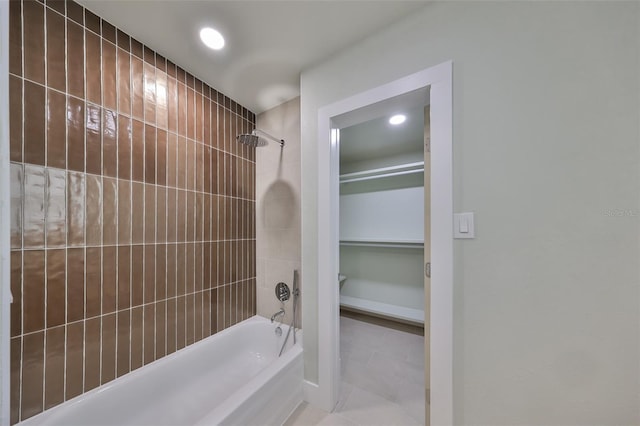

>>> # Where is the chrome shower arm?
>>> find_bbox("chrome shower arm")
[254,129,285,147]
[292,270,299,345]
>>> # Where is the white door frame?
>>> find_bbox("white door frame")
[314,61,453,425]
[0,1,12,424]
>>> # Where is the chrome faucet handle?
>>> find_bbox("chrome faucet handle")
[275,282,290,302]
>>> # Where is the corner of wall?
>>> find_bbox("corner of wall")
[0,0,11,423]
[255,97,302,328]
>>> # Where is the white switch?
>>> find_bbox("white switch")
[459,217,469,233]
[454,212,475,239]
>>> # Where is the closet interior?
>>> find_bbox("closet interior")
[339,105,426,326]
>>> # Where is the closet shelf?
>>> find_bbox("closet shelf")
[340,239,424,249]
[340,295,424,325]
[340,161,424,184]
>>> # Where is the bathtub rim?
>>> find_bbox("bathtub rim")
[18,315,302,425]
[196,336,303,425]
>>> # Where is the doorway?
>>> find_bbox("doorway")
[315,61,453,425]
[336,98,429,424]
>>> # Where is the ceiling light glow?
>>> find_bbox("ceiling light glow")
[389,114,406,125]
[200,27,225,50]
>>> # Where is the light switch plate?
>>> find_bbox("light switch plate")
[454,212,475,239]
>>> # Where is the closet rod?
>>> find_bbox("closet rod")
[340,240,423,249]
[340,161,424,179]
[340,168,423,184]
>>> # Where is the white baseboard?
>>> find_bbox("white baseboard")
[303,380,334,412]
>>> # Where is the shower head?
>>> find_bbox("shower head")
[236,129,285,148]
[237,133,266,147]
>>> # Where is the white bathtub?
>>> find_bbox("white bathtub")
[20,316,303,426]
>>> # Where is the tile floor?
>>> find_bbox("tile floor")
[285,315,425,426]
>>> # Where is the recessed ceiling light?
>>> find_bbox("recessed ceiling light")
[389,114,406,125]
[200,27,225,50]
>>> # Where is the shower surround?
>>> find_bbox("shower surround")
[9,0,257,423]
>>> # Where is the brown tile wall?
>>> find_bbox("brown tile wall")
[9,1,257,423]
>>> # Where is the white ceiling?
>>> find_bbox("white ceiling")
[336,86,429,166]
[340,105,425,166]
[77,0,430,114]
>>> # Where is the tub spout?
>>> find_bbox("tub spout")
[270,309,285,323]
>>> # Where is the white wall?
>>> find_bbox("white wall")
[256,97,301,327]
[301,2,640,424]
[340,246,424,310]
[340,187,424,242]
